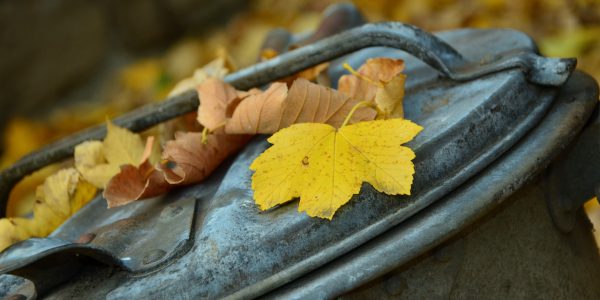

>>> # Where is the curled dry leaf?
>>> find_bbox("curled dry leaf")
[103,137,168,208]
[162,57,232,141]
[225,82,288,134]
[250,119,423,219]
[158,110,204,143]
[338,58,406,118]
[98,122,251,207]
[103,160,170,208]
[160,132,252,185]
[375,74,406,119]
[196,78,243,131]
[225,78,376,134]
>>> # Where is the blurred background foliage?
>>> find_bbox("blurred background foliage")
[0,0,599,242]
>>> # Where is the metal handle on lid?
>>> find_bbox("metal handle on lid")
[0,22,576,216]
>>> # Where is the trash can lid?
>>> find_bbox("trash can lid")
[1,22,596,299]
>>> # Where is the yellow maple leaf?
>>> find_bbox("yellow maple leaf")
[75,121,150,189]
[250,118,422,219]
[0,168,97,251]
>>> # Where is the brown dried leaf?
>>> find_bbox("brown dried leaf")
[103,161,170,208]
[375,74,406,119]
[196,78,243,131]
[102,128,251,207]
[102,136,169,208]
[338,58,405,104]
[160,132,252,185]
[225,82,289,134]
[225,78,376,134]
[158,112,204,143]
[161,58,231,141]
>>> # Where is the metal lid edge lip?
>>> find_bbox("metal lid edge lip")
[262,70,599,299]
[222,75,558,300]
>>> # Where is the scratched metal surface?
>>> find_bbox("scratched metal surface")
[0,26,578,299]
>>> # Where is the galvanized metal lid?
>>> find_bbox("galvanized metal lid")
[1,19,596,299]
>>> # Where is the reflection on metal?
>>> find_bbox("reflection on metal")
[0,196,197,294]
[0,274,36,300]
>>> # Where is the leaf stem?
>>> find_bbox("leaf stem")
[201,127,210,144]
[342,63,382,87]
[341,100,373,128]
[200,122,227,145]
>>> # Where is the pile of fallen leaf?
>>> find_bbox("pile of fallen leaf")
[0,57,422,250]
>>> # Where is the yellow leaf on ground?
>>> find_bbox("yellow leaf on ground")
[75,122,147,189]
[0,168,97,251]
[119,59,163,94]
[6,165,59,218]
[250,118,422,219]
[70,180,98,214]
[75,141,119,189]
[0,218,34,252]
[32,168,97,235]
[103,121,146,167]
